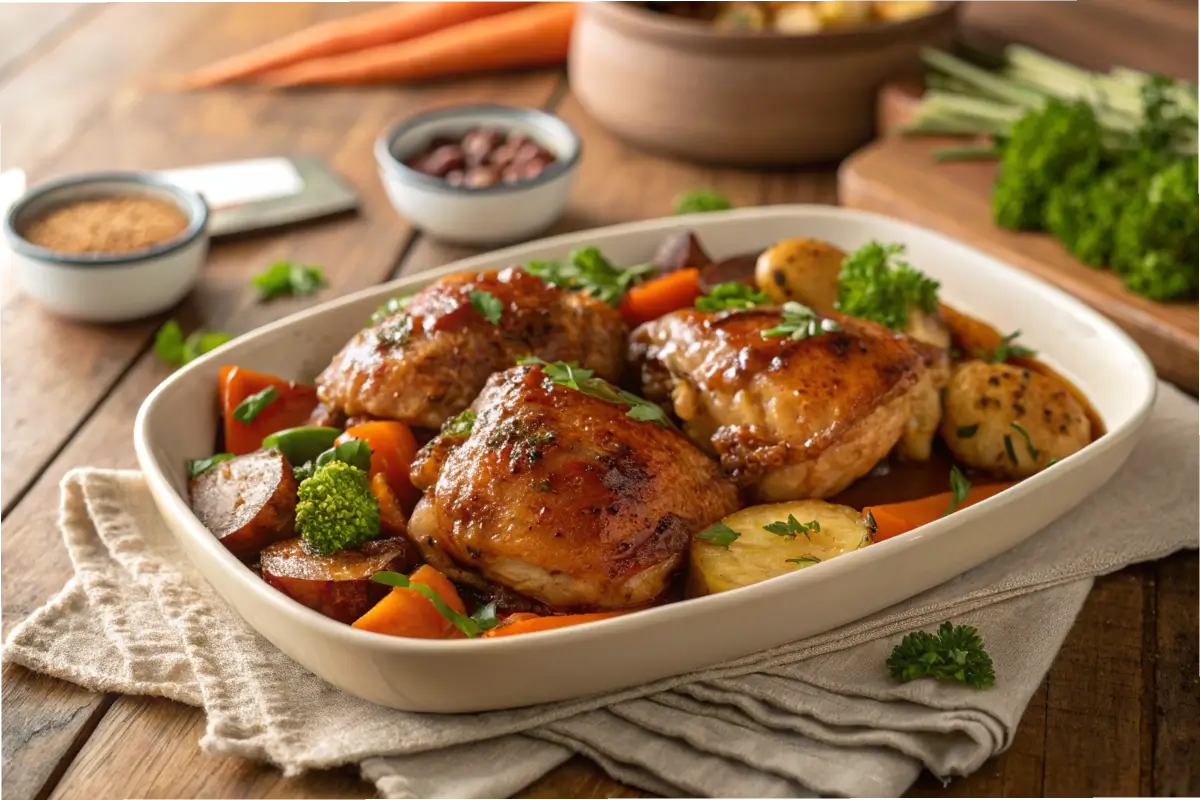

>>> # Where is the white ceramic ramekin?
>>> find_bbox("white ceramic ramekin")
[4,171,209,323]
[375,105,581,246]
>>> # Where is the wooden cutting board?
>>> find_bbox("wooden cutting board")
[838,83,1198,392]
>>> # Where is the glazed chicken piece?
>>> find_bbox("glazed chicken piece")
[316,268,625,429]
[629,308,928,502]
[408,364,740,611]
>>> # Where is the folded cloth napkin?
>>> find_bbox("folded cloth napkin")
[5,382,1197,799]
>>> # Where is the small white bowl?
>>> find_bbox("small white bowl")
[375,105,581,246]
[4,171,209,323]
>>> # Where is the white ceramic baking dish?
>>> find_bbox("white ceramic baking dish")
[134,206,1156,712]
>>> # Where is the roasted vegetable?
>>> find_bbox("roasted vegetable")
[353,565,469,639]
[261,426,342,466]
[261,536,418,623]
[618,268,703,328]
[651,231,713,274]
[865,481,1016,541]
[294,461,380,555]
[188,449,297,560]
[687,500,871,597]
[755,237,845,312]
[337,421,421,512]
[219,366,319,455]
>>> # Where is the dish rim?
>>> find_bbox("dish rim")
[134,204,1158,655]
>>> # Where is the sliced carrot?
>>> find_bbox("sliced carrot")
[175,2,533,89]
[338,421,421,512]
[352,565,466,639]
[618,268,702,328]
[482,610,628,638]
[865,482,1017,542]
[218,366,319,455]
[258,2,577,87]
[369,473,408,538]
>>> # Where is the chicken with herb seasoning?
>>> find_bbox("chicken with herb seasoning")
[315,267,625,429]
[406,362,740,611]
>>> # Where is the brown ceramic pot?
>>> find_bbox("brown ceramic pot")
[568,2,959,167]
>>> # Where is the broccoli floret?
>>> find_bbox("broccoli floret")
[1112,157,1199,301]
[294,461,380,555]
[993,99,1104,231]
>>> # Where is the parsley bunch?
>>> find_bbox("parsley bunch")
[518,356,670,427]
[887,622,996,689]
[525,246,655,306]
[835,242,939,332]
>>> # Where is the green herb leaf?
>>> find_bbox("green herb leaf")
[376,315,412,347]
[785,555,822,566]
[368,295,413,327]
[441,409,477,438]
[695,522,739,547]
[956,424,979,438]
[886,621,996,689]
[1003,434,1019,464]
[470,601,500,632]
[1046,456,1060,467]
[469,289,504,325]
[836,242,940,331]
[763,515,820,540]
[187,453,234,479]
[312,439,373,473]
[695,282,770,312]
[232,386,279,424]
[252,261,328,301]
[525,246,656,307]
[762,302,842,341]
[155,320,185,366]
[520,357,672,427]
[674,189,734,215]
[865,509,879,535]
[1010,422,1040,460]
[182,331,232,364]
[945,464,972,516]
[370,571,483,637]
[978,330,1037,363]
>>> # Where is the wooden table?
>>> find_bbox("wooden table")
[1,3,1196,798]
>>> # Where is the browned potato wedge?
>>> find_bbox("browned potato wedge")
[189,450,297,560]
[261,537,420,623]
[754,238,846,312]
[688,499,870,597]
[652,231,714,275]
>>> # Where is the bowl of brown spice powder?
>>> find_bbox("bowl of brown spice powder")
[5,171,209,322]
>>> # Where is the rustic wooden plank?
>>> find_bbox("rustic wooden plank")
[521,756,651,799]
[1152,552,1200,796]
[2,64,562,800]
[0,3,93,82]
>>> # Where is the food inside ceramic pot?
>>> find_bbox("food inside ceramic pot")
[20,195,189,255]
[186,231,1104,640]
[643,1,936,32]
[404,126,558,188]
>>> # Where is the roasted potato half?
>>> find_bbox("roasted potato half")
[687,499,871,597]
[754,238,846,312]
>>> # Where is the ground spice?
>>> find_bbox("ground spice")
[21,195,189,255]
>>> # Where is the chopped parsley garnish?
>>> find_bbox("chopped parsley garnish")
[155,320,232,368]
[865,509,879,535]
[187,453,234,479]
[695,282,770,312]
[886,621,996,689]
[945,464,971,516]
[232,386,279,424]
[1003,434,1019,464]
[763,515,821,540]
[762,301,842,341]
[252,261,327,301]
[368,295,413,327]
[518,356,671,427]
[674,188,733,215]
[371,571,486,637]
[785,555,822,566]
[695,522,739,547]
[835,242,939,331]
[979,330,1037,363]
[1010,422,1040,460]
[469,289,504,326]
[376,315,412,347]
[441,409,477,438]
[956,424,979,438]
[525,246,655,306]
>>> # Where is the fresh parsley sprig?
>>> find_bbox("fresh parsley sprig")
[252,261,327,301]
[979,330,1037,363]
[886,621,996,689]
[525,246,655,307]
[762,301,842,341]
[835,242,939,331]
[155,320,232,369]
[674,189,733,215]
[763,515,820,540]
[695,282,770,312]
[695,522,739,547]
[518,356,671,427]
[469,289,504,326]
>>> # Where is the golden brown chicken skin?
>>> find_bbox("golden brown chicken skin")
[629,308,926,502]
[407,364,740,611]
[316,268,625,429]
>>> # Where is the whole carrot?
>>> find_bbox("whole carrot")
[258,2,576,87]
[176,1,533,89]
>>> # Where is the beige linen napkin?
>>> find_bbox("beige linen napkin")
[5,382,1197,798]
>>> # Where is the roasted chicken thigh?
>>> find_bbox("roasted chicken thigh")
[316,268,625,428]
[629,308,928,502]
[408,364,740,611]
